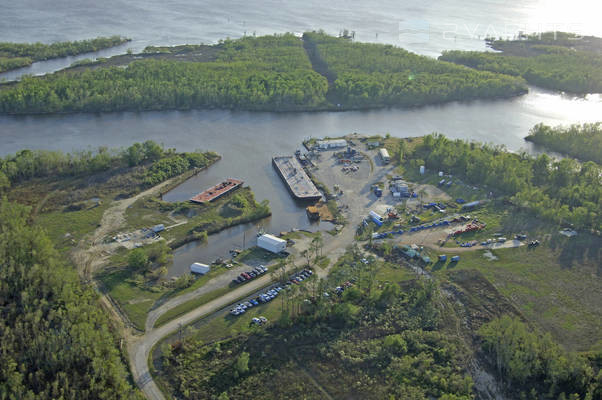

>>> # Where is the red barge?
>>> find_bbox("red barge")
[190,178,244,203]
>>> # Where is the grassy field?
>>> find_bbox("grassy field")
[429,244,601,351]
[98,261,235,331]
[34,199,111,252]
[236,246,283,265]
[153,285,235,329]
[97,267,165,330]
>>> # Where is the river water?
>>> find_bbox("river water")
[1,0,601,275]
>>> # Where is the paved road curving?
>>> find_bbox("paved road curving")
[129,264,298,400]
[145,263,255,331]
[130,206,363,399]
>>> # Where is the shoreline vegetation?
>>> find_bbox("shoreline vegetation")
[525,122,602,164]
[439,31,602,94]
[0,35,130,73]
[0,32,528,115]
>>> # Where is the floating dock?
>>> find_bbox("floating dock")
[190,178,244,203]
[272,156,321,201]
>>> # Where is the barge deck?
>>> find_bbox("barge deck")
[272,156,321,201]
[190,178,244,203]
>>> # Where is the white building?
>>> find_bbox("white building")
[257,234,287,254]
[316,139,347,150]
[190,262,210,275]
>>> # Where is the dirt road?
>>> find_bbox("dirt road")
[73,178,177,279]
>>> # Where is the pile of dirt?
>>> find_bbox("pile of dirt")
[306,201,334,222]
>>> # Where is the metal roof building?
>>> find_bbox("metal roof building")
[316,139,347,150]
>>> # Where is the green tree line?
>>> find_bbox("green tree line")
[479,315,601,399]
[407,134,601,229]
[0,36,130,72]
[439,32,602,93]
[303,32,527,108]
[0,33,531,114]
[525,122,602,164]
[0,34,329,113]
[0,200,142,399]
[0,141,218,193]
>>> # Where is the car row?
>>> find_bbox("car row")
[233,265,268,284]
[229,286,283,316]
[285,269,313,286]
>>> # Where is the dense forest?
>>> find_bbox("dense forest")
[525,122,602,164]
[162,251,474,399]
[303,32,527,107]
[0,36,129,73]
[439,32,602,93]
[0,140,218,194]
[404,134,601,229]
[0,34,329,113]
[0,33,530,114]
[0,200,142,399]
[479,316,601,399]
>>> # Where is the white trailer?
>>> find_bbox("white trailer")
[190,262,210,275]
[379,148,390,164]
[257,234,287,254]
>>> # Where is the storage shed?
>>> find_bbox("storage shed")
[190,262,210,275]
[257,234,287,254]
